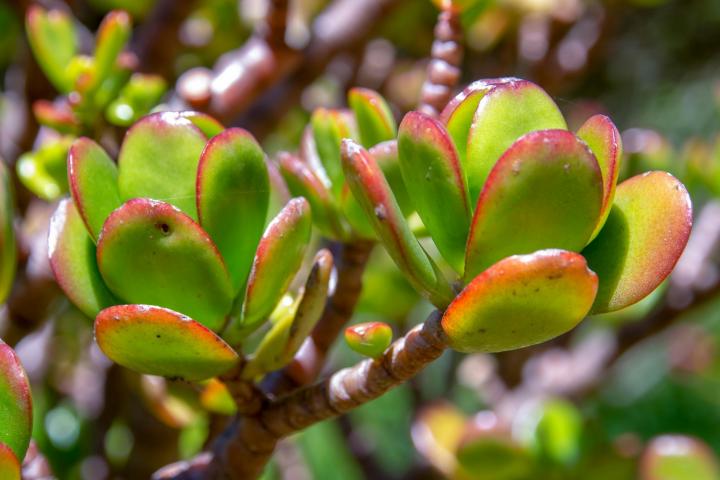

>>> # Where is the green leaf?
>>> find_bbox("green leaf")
[95,304,239,381]
[106,74,167,127]
[442,249,598,353]
[16,137,72,201]
[49,199,116,318]
[179,111,224,138]
[583,172,692,313]
[118,112,208,219]
[32,100,79,134]
[457,430,533,480]
[341,139,453,307]
[26,6,77,93]
[197,128,269,293]
[464,130,603,279]
[311,109,355,197]
[238,198,312,336]
[371,141,414,217]
[278,152,346,239]
[642,435,720,480]
[577,114,623,241]
[440,80,497,166]
[0,163,15,304]
[340,185,377,239]
[348,88,397,148]
[412,402,467,477]
[344,321,393,358]
[464,78,567,201]
[244,249,333,377]
[96,198,234,330]
[0,340,32,461]
[68,137,121,241]
[0,443,20,480]
[92,10,131,89]
[398,111,471,272]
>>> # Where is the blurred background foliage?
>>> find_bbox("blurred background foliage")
[2,0,720,479]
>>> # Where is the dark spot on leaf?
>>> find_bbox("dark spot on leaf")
[156,334,161,339]
[546,273,562,280]
[156,222,171,235]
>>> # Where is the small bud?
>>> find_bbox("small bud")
[344,321,393,358]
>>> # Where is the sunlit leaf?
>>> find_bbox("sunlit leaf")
[641,435,720,480]
[95,305,239,381]
[26,6,77,92]
[443,249,598,353]
[464,130,603,279]
[0,340,32,462]
[584,172,692,313]
[96,198,233,330]
[348,88,397,148]
[344,321,393,358]
[0,443,20,480]
[0,163,15,304]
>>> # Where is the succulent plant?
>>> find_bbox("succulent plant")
[0,161,15,304]
[49,111,330,382]
[19,7,166,200]
[0,340,32,479]
[279,87,410,240]
[341,78,692,353]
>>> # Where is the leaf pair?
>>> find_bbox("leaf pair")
[280,88,401,240]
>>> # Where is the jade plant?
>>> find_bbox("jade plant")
[341,77,692,353]
[0,161,15,304]
[48,111,331,382]
[19,7,166,200]
[0,340,32,480]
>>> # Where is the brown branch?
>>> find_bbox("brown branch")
[207,311,447,479]
[418,3,464,116]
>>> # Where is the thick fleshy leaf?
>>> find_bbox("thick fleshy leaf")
[398,112,471,271]
[464,130,603,279]
[68,137,121,241]
[641,435,720,480]
[340,185,376,239]
[457,429,532,480]
[0,163,15,304]
[370,141,413,216]
[583,172,692,313]
[0,443,20,480]
[238,198,312,335]
[200,378,237,415]
[341,139,453,307]
[26,6,77,93]
[442,250,598,353]
[348,88,397,148]
[344,321,393,358]
[49,199,115,317]
[16,137,72,201]
[0,340,32,461]
[107,74,167,127]
[97,199,233,330]
[278,152,346,239]
[465,78,567,201]
[179,111,224,138]
[311,109,354,197]
[440,80,500,165]
[32,100,79,134]
[243,249,333,377]
[92,10,131,88]
[118,112,207,219]
[577,114,622,239]
[95,305,239,381]
[197,128,269,293]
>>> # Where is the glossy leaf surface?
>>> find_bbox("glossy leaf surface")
[95,305,239,381]
[0,163,15,304]
[179,111,224,138]
[341,139,452,307]
[0,341,32,461]
[197,128,269,293]
[348,88,397,148]
[118,112,207,219]
[311,109,354,197]
[584,172,692,313]
[93,10,131,88]
[68,137,121,241]
[398,112,471,271]
[577,114,622,239]
[443,250,598,353]
[49,199,115,317]
[465,78,567,201]
[97,199,233,330]
[465,130,603,279]
[344,321,393,358]
[239,198,312,335]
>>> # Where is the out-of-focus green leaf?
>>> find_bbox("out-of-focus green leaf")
[0,340,32,462]
[348,87,397,148]
[0,162,15,304]
[26,6,77,93]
